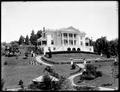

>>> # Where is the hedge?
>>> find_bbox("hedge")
[46,51,98,55]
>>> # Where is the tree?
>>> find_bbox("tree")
[94,37,110,57]
[18,35,25,45]
[10,41,19,55]
[25,35,29,45]
[108,39,118,56]
[36,30,42,39]
[30,30,37,45]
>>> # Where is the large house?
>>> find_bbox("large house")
[37,26,94,54]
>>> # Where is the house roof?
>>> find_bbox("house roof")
[45,26,86,35]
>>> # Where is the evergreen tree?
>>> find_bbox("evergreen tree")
[18,35,25,45]
[36,30,42,39]
[30,30,37,45]
[25,35,29,45]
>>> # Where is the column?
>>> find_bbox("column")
[61,33,64,46]
[73,33,74,45]
[68,33,69,46]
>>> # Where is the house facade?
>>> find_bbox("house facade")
[37,26,94,54]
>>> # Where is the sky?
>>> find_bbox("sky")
[1,1,118,43]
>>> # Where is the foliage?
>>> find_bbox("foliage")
[108,39,118,56]
[4,61,8,65]
[18,35,25,45]
[81,64,102,80]
[92,37,118,57]
[39,74,53,90]
[25,35,30,45]
[30,30,37,45]
[36,30,42,39]
[4,41,20,56]
[18,80,24,89]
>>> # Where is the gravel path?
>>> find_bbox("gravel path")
[36,55,53,66]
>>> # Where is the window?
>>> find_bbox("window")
[80,41,83,45]
[69,33,73,38]
[85,43,89,46]
[63,33,67,38]
[74,40,76,45]
[64,39,68,45]
[69,40,73,45]
[42,41,47,45]
[74,34,76,38]
[51,40,54,45]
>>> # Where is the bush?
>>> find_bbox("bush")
[80,65,102,80]
[101,83,112,87]
[81,74,95,80]
[96,71,102,77]
[4,61,8,65]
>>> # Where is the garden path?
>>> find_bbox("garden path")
[36,55,53,66]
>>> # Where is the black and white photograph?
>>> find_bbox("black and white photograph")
[1,1,118,91]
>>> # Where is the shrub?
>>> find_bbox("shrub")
[101,83,112,87]
[81,73,95,80]
[96,71,102,77]
[4,61,8,65]
[80,64,102,80]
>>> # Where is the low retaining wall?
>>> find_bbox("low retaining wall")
[41,56,114,65]
[46,51,98,55]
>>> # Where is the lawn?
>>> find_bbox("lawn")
[1,55,46,89]
[1,48,118,90]
[73,61,118,89]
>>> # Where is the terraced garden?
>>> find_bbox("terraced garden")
[2,49,118,90]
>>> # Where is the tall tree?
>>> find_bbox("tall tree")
[30,30,37,45]
[108,38,118,56]
[18,35,25,45]
[95,37,110,57]
[25,35,29,45]
[36,30,42,39]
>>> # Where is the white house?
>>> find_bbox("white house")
[37,26,94,54]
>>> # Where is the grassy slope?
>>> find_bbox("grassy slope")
[73,62,118,88]
[1,47,118,89]
[1,47,47,89]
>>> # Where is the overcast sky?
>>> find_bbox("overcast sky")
[2,1,118,43]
